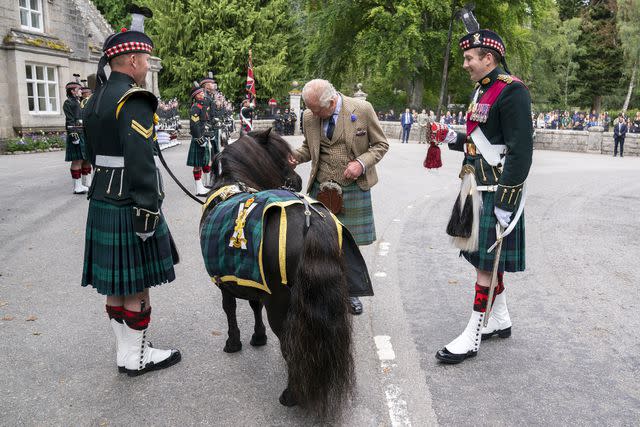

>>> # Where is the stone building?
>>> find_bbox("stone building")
[0,0,162,139]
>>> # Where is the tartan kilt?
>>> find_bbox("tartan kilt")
[310,181,376,246]
[64,134,86,162]
[81,199,178,296]
[462,191,526,273]
[187,138,211,167]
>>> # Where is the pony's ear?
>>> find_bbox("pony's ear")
[251,128,272,145]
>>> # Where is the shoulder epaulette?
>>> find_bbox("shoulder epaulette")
[497,74,514,84]
[116,87,158,119]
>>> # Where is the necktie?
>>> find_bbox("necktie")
[326,115,335,140]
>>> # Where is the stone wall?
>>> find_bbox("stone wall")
[175,119,640,157]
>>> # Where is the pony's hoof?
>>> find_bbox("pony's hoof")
[279,388,297,407]
[250,333,267,347]
[223,340,242,353]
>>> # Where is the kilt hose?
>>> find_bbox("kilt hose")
[462,190,525,273]
[310,181,376,246]
[81,200,178,296]
[187,138,211,167]
[65,135,87,162]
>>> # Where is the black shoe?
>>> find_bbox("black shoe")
[349,297,363,315]
[435,347,477,364]
[481,326,512,340]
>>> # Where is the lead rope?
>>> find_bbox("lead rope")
[154,141,204,205]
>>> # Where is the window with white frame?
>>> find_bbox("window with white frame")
[25,64,59,113]
[19,0,44,32]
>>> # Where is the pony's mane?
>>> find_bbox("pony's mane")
[217,129,294,191]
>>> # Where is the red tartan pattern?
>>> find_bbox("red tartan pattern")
[459,37,505,56]
[105,41,152,58]
[122,308,151,330]
[106,305,124,321]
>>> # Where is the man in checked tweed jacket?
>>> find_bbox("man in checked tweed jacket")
[290,79,389,315]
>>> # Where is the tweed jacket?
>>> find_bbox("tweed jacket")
[295,94,389,193]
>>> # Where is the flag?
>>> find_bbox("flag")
[246,49,256,99]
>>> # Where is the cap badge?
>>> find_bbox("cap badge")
[473,33,481,45]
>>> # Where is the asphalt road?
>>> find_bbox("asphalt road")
[1,137,639,426]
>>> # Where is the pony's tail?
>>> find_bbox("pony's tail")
[283,214,354,419]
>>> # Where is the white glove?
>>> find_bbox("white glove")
[444,128,457,145]
[136,231,155,242]
[494,207,512,228]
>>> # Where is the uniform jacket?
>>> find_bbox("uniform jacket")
[83,71,163,232]
[295,94,389,193]
[63,96,82,135]
[614,122,627,138]
[190,102,207,139]
[449,67,533,212]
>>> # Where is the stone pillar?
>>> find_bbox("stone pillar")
[289,81,302,135]
[587,126,604,154]
[353,83,367,101]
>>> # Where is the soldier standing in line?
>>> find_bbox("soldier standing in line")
[430,20,533,364]
[274,109,284,134]
[188,84,211,196]
[81,4,181,375]
[64,76,91,194]
[283,108,292,135]
[288,109,297,135]
[240,98,255,135]
[200,73,217,185]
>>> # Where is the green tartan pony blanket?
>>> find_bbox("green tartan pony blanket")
[200,186,345,294]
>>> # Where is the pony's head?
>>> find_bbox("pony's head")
[213,128,302,192]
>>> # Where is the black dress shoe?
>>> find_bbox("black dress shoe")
[349,297,363,315]
[435,347,477,364]
[481,326,511,340]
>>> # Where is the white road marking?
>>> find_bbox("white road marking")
[378,241,391,256]
[374,335,412,426]
[393,219,401,222]
[374,272,387,278]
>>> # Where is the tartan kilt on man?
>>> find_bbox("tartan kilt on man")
[310,181,376,246]
[81,199,179,296]
[64,134,87,161]
[462,191,525,273]
[187,138,211,167]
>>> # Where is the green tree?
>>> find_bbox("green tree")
[91,0,130,29]
[617,0,640,112]
[138,0,302,105]
[574,0,624,112]
[556,0,589,20]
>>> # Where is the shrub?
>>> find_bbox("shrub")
[6,132,65,153]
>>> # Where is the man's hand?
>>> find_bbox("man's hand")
[494,207,512,228]
[288,154,299,167]
[343,160,363,180]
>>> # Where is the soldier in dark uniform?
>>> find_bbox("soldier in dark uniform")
[287,109,298,135]
[187,85,210,196]
[240,98,254,135]
[199,74,216,185]
[274,109,284,134]
[431,28,533,364]
[283,108,292,135]
[64,78,91,194]
[81,6,181,376]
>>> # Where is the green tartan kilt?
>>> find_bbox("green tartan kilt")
[462,191,526,273]
[64,134,87,162]
[187,138,211,167]
[310,181,376,246]
[81,200,178,296]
